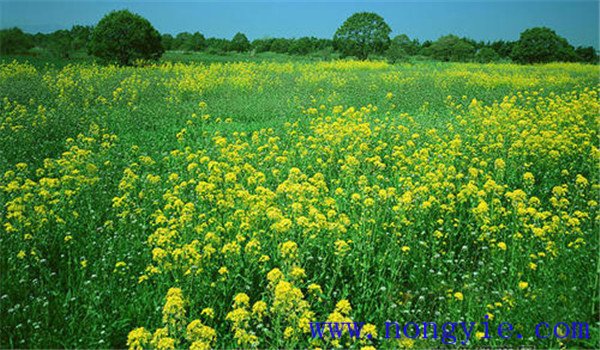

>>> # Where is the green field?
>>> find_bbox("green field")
[1,58,599,349]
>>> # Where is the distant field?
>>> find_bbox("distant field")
[0,50,338,68]
[0,59,598,348]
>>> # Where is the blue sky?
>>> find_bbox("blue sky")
[1,1,598,48]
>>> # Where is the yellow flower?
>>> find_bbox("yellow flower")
[494,158,506,170]
[401,246,410,252]
[284,326,294,339]
[454,292,464,301]
[186,319,216,343]
[127,327,151,350]
[399,337,414,348]
[308,283,323,295]
[523,172,535,184]
[497,242,507,251]
[201,308,214,319]
[334,239,351,256]
[519,281,529,290]
[156,337,175,350]
[233,293,250,308]
[575,174,588,187]
[363,323,378,338]
[290,266,306,280]
[335,299,352,315]
[17,250,26,259]
[280,240,298,260]
[267,268,285,285]
[190,340,210,350]
[252,300,268,318]
[162,288,186,326]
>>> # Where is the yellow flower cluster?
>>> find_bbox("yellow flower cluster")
[127,288,216,350]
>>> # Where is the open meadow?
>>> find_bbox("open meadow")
[1,59,599,348]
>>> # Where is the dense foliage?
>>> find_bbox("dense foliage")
[1,12,597,64]
[512,27,578,64]
[333,12,392,60]
[423,35,476,62]
[88,10,164,65]
[0,27,34,54]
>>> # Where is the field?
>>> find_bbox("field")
[0,59,599,349]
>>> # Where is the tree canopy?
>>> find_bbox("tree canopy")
[424,35,476,62]
[88,10,164,65]
[511,27,576,64]
[333,12,391,60]
[1,10,597,65]
[230,32,251,52]
[0,27,34,54]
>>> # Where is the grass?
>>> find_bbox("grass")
[0,56,598,349]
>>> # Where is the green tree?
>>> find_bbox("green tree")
[205,38,230,53]
[175,32,206,51]
[489,40,514,59]
[47,29,73,58]
[161,34,174,51]
[188,32,206,51]
[333,12,391,60]
[386,36,409,63]
[173,32,191,50]
[271,38,291,53]
[475,47,500,63]
[424,35,475,62]
[574,46,599,64]
[290,37,316,55]
[70,25,93,51]
[230,32,251,52]
[511,27,576,64]
[88,10,164,65]
[252,38,273,53]
[390,34,419,55]
[0,27,34,54]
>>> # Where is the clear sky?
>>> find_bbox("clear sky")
[1,1,598,48]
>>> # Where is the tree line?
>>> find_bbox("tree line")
[0,10,597,65]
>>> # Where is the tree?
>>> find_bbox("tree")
[290,37,316,55]
[475,47,500,63]
[252,38,273,53]
[333,12,391,60]
[47,30,73,58]
[205,38,230,53]
[88,10,164,65]
[386,36,409,63]
[175,32,206,51]
[511,27,576,64]
[574,46,599,64]
[230,32,250,52]
[489,40,514,59]
[270,38,291,53]
[390,34,419,55]
[0,27,34,54]
[70,25,93,51]
[424,35,475,62]
[188,32,206,51]
[161,34,174,51]
[173,32,189,50]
